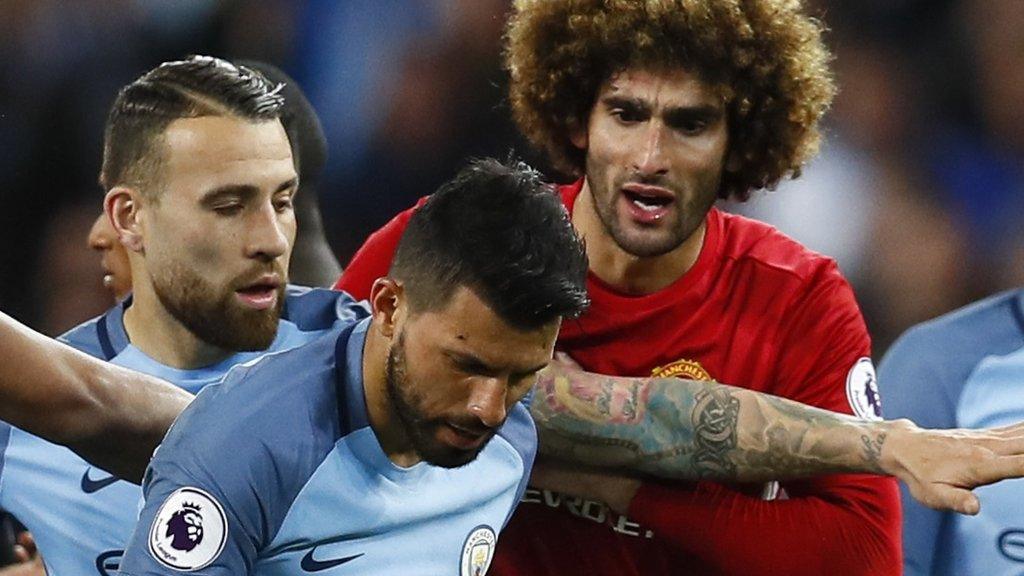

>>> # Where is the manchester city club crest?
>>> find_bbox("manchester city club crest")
[148,486,228,571]
[846,357,882,421]
[460,525,496,576]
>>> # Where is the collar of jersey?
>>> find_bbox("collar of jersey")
[335,317,432,481]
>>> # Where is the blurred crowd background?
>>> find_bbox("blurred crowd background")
[0,0,1021,356]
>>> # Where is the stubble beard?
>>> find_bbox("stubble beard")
[587,157,720,258]
[385,332,484,469]
[152,261,284,352]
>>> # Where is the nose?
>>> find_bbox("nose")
[246,202,291,262]
[467,378,508,429]
[632,123,670,178]
[88,213,113,252]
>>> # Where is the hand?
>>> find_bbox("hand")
[882,419,1024,515]
[12,531,37,564]
[0,532,44,576]
[529,460,641,515]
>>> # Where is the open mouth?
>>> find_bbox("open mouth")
[621,184,674,222]
[235,277,281,310]
[623,189,673,212]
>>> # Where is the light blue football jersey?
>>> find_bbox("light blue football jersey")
[878,289,1024,576]
[119,317,537,576]
[0,286,367,575]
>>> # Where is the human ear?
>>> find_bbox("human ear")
[105,187,145,253]
[369,278,405,339]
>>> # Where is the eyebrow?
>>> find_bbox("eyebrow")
[664,105,724,127]
[447,350,549,378]
[602,95,723,123]
[199,176,299,208]
[602,95,650,115]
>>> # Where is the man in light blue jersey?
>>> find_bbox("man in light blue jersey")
[879,289,1024,576]
[0,55,365,575]
[119,157,590,575]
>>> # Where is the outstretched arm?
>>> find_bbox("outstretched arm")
[0,312,192,482]
[532,355,1024,514]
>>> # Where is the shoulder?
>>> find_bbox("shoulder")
[138,323,364,558]
[152,326,351,495]
[333,198,430,298]
[716,209,842,286]
[57,305,127,360]
[556,180,583,212]
[496,400,538,466]
[368,196,429,240]
[715,211,857,328]
[283,285,370,330]
[881,290,1024,388]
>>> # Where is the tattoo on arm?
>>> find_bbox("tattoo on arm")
[861,433,886,468]
[532,365,890,481]
[691,388,739,477]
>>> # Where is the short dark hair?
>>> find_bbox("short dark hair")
[100,55,286,197]
[391,157,589,329]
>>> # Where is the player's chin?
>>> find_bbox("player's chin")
[224,309,280,351]
[420,431,494,469]
[615,229,683,258]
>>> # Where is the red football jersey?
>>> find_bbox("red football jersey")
[335,181,901,576]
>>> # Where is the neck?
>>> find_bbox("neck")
[573,179,706,295]
[362,323,420,467]
[122,280,233,370]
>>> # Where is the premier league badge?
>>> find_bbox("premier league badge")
[148,487,228,571]
[846,357,882,421]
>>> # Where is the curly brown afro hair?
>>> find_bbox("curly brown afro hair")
[505,0,836,201]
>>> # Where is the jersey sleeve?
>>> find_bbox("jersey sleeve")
[627,262,901,575]
[877,325,957,576]
[497,399,539,528]
[119,333,343,575]
[118,386,264,575]
[333,200,424,300]
[0,421,11,504]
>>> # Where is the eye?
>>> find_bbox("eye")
[273,194,294,213]
[611,107,644,125]
[212,204,243,216]
[450,356,486,376]
[676,119,708,136]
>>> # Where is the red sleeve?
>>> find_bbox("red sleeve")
[333,199,426,300]
[629,263,901,575]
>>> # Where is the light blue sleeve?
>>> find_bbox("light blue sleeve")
[879,290,1024,576]
[282,285,370,330]
[119,329,346,575]
[0,422,10,506]
[118,384,264,575]
[878,326,956,576]
[496,400,538,528]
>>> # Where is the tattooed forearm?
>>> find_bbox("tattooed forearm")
[532,363,896,482]
[691,388,739,477]
[862,432,887,468]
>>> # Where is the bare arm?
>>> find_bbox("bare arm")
[0,312,192,483]
[531,356,1024,514]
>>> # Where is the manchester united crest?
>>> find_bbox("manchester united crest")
[651,358,713,381]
